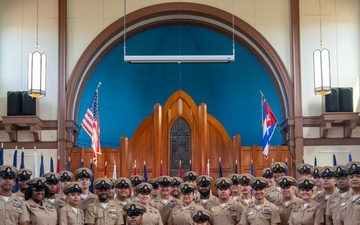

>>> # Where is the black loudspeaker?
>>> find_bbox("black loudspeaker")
[7,91,22,115]
[325,88,339,112]
[21,91,36,115]
[339,87,353,112]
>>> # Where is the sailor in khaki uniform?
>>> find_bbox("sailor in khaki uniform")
[194,175,218,208]
[123,202,146,225]
[22,177,58,225]
[240,177,281,225]
[237,174,255,206]
[262,168,282,204]
[297,163,313,178]
[149,176,182,224]
[0,165,27,225]
[337,161,360,225]
[85,178,124,225]
[311,166,324,194]
[274,176,301,225]
[129,175,145,202]
[134,182,163,225]
[183,171,200,200]
[57,171,74,202]
[314,166,338,207]
[109,178,116,200]
[270,162,287,180]
[228,174,242,201]
[15,168,32,202]
[114,177,132,208]
[170,177,183,200]
[207,177,243,225]
[191,209,213,225]
[168,183,203,225]
[148,178,159,199]
[74,167,97,212]
[288,178,324,225]
[58,182,84,225]
[326,165,351,225]
[42,172,65,211]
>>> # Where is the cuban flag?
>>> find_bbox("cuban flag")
[262,99,278,158]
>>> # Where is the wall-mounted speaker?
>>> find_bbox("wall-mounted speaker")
[325,88,339,112]
[21,91,36,115]
[325,87,353,112]
[7,91,22,115]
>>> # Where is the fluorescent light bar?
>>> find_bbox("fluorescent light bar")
[124,55,235,63]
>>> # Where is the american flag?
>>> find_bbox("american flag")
[81,91,101,165]
[262,98,278,158]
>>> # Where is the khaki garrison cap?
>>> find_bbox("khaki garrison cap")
[64,182,83,194]
[58,171,74,181]
[276,176,296,187]
[311,166,322,177]
[183,171,199,181]
[171,177,183,186]
[249,177,268,189]
[191,209,213,223]
[227,174,241,185]
[270,162,288,173]
[27,177,47,188]
[135,182,152,194]
[262,168,273,178]
[297,163,313,174]
[297,178,315,189]
[0,165,17,178]
[74,167,93,179]
[157,176,172,186]
[239,174,254,184]
[196,175,213,187]
[320,166,335,177]
[17,169,32,179]
[334,165,348,177]
[346,161,360,175]
[124,202,146,215]
[214,177,233,188]
[129,175,145,187]
[42,172,60,183]
[179,182,196,193]
[115,177,131,188]
[94,178,112,189]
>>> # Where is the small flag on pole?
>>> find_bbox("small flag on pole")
[302,156,304,163]
[206,159,210,176]
[133,160,137,175]
[67,157,71,171]
[285,158,288,176]
[234,160,238,174]
[56,156,61,173]
[104,161,108,178]
[0,143,3,166]
[89,159,94,193]
[50,156,54,172]
[189,159,192,171]
[314,156,317,166]
[178,160,182,178]
[33,148,38,178]
[349,152,353,162]
[218,157,223,178]
[113,161,117,180]
[160,160,163,176]
[143,161,148,181]
[261,95,278,158]
[250,159,254,176]
[20,150,25,169]
[80,158,84,168]
[12,148,18,193]
[333,154,337,166]
[39,153,44,176]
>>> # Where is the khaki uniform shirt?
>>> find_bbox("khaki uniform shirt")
[45,196,66,213]
[288,200,324,225]
[149,196,181,224]
[235,195,255,207]
[113,197,132,209]
[56,192,67,202]
[22,199,58,225]
[326,190,351,225]
[337,192,360,225]
[207,198,243,225]
[194,194,218,209]
[79,192,97,212]
[313,188,338,206]
[168,202,203,225]
[58,203,84,225]
[240,199,281,225]
[265,185,282,204]
[0,193,26,225]
[142,205,163,225]
[85,199,124,225]
[275,196,301,225]
[14,190,25,203]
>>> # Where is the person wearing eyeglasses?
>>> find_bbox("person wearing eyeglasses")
[288,178,324,225]
[240,177,280,225]
[22,177,58,225]
[58,182,84,225]
[57,171,74,202]
[191,209,213,225]
[124,202,147,225]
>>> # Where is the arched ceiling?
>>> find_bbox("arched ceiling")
[77,25,283,148]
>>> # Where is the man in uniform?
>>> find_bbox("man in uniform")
[148,178,159,199]
[337,161,360,225]
[194,175,217,208]
[134,182,163,225]
[0,165,27,225]
[183,171,200,199]
[206,177,243,225]
[262,168,281,204]
[15,168,32,202]
[311,166,323,194]
[296,163,313,178]
[314,166,338,206]
[270,162,287,180]
[238,174,255,206]
[114,177,132,207]
[109,178,116,200]
[123,202,147,225]
[129,175,145,201]
[85,178,124,225]
[149,176,181,224]
[275,176,301,225]
[191,209,213,225]
[240,177,281,225]
[326,165,351,225]
[228,173,242,201]
[74,167,97,212]
[170,177,183,200]
[57,170,74,201]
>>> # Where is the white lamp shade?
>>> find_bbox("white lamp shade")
[313,48,331,95]
[28,51,46,98]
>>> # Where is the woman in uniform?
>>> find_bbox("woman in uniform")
[58,182,84,225]
[22,177,58,225]
[288,178,324,225]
